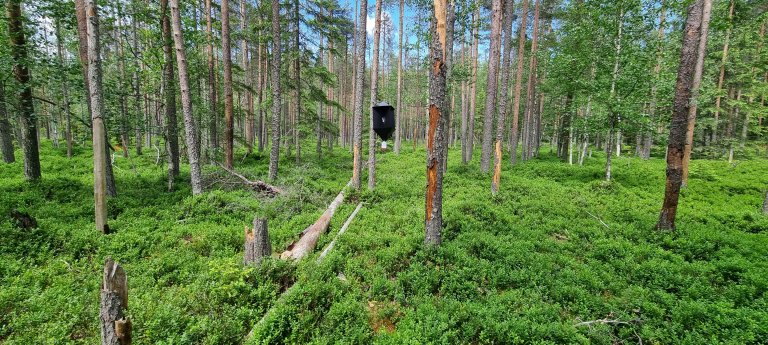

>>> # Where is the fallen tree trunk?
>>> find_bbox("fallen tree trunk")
[280,180,351,260]
[317,202,362,262]
[214,161,283,196]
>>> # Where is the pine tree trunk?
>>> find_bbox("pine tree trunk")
[170,0,203,195]
[161,0,180,177]
[7,0,41,180]
[268,0,282,181]
[131,4,142,157]
[522,0,541,162]
[645,1,666,159]
[368,0,383,190]
[84,0,109,233]
[394,0,405,155]
[466,6,480,163]
[491,0,515,194]
[351,0,367,190]
[712,0,734,144]
[479,0,502,173]
[509,0,529,165]
[0,80,14,163]
[206,0,218,154]
[426,0,448,246]
[657,0,705,231]
[293,0,302,162]
[55,19,74,159]
[681,0,712,186]
[242,0,254,154]
[222,0,235,169]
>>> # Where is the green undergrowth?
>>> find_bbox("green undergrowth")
[1,142,767,344]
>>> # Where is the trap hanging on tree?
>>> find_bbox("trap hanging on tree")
[372,102,395,149]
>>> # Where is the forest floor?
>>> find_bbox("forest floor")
[1,141,767,344]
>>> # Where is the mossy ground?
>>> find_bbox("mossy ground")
[1,141,767,344]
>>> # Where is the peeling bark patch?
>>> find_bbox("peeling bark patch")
[492,141,502,193]
[426,104,441,221]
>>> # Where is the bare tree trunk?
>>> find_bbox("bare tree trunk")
[466,5,479,163]
[0,80,14,163]
[605,7,623,181]
[7,0,40,180]
[712,0,734,144]
[509,0,529,165]
[681,0,711,187]
[763,191,768,214]
[394,0,405,155]
[100,258,130,345]
[206,0,218,154]
[426,0,448,246]
[522,0,541,162]
[368,0,383,190]
[131,4,142,157]
[645,1,666,159]
[244,218,271,265]
[479,0,502,173]
[54,19,74,159]
[222,0,235,169]
[657,0,705,231]
[492,0,515,194]
[161,0,180,178]
[352,0,367,190]
[241,0,254,154]
[294,0,302,162]
[84,0,109,233]
[170,0,203,195]
[268,0,282,181]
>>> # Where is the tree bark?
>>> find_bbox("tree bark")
[509,0,529,165]
[161,0,180,178]
[244,218,271,265]
[367,0,383,190]
[681,0,712,187]
[522,0,541,162]
[425,0,448,246]
[605,7,623,181]
[100,257,130,345]
[222,0,235,169]
[0,80,14,163]
[55,19,74,159]
[206,0,218,154]
[479,0,503,172]
[267,0,282,181]
[242,0,254,154]
[763,191,768,215]
[281,181,349,260]
[351,0,367,190]
[492,0,515,195]
[394,0,405,155]
[712,0,734,144]
[466,5,480,164]
[6,0,40,180]
[84,0,109,233]
[170,0,204,195]
[644,1,666,159]
[657,0,705,231]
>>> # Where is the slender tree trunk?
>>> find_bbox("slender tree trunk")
[84,0,109,233]
[268,0,282,180]
[645,1,666,159]
[522,0,541,162]
[7,0,40,180]
[161,0,180,178]
[509,0,529,165]
[241,0,254,154]
[55,19,74,159]
[394,0,405,155]
[712,0,734,144]
[0,80,14,163]
[170,0,203,195]
[479,0,502,172]
[206,0,218,154]
[492,0,515,194]
[763,191,768,214]
[367,0,383,190]
[681,0,711,186]
[294,0,302,162]
[466,5,479,162]
[426,0,448,246]
[657,0,705,231]
[605,8,623,181]
[351,0,367,190]
[131,3,142,157]
[222,0,235,169]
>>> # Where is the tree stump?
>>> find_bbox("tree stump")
[245,218,271,265]
[763,191,768,215]
[100,257,130,345]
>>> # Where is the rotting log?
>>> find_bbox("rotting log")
[280,180,351,260]
[214,161,283,196]
[244,218,271,265]
[100,257,130,345]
